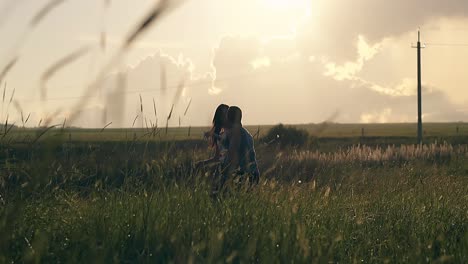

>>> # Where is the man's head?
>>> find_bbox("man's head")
[227,106,242,128]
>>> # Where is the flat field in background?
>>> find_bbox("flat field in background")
[1,123,467,263]
[5,122,468,142]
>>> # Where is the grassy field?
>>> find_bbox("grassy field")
[3,122,468,142]
[1,123,468,263]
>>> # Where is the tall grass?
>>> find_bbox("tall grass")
[0,1,467,262]
[0,138,467,262]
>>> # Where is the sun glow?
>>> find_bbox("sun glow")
[256,0,316,39]
[258,0,314,33]
[261,0,311,10]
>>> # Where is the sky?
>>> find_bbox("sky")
[1,0,468,127]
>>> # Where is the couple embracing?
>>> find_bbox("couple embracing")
[197,104,260,193]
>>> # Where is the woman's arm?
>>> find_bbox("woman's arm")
[195,142,221,168]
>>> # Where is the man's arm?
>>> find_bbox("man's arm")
[223,126,241,176]
[247,134,260,176]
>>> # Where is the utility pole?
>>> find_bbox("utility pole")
[412,29,424,144]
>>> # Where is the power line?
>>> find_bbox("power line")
[13,36,468,106]
[425,43,468,47]
[423,28,468,32]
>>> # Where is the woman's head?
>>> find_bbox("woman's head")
[213,104,229,130]
[227,106,242,127]
[209,104,229,147]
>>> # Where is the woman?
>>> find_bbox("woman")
[197,104,229,168]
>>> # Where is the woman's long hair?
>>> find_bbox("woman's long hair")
[209,104,229,147]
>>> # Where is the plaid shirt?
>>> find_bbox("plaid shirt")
[238,127,260,177]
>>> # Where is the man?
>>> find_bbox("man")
[222,106,260,185]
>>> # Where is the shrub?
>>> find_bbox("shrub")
[262,124,309,148]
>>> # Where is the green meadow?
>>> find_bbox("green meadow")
[1,123,467,263]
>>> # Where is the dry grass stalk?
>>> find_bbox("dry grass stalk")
[124,0,172,48]
[100,122,112,133]
[145,117,150,132]
[30,0,66,27]
[61,118,67,131]
[25,113,31,126]
[172,79,185,107]
[153,98,158,127]
[164,78,185,133]
[0,57,18,86]
[139,94,144,113]
[12,100,23,126]
[43,108,63,127]
[184,98,192,116]
[4,122,15,138]
[20,111,25,127]
[2,86,15,121]
[132,115,139,128]
[31,125,58,145]
[40,46,91,100]
[167,104,174,121]
[286,143,465,164]
[66,0,183,125]
[165,104,174,135]
[139,94,145,128]
[1,0,65,76]
[2,82,5,103]
[8,88,15,104]
[1,82,6,120]
[3,115,8,135]
[1,118,15,139]
[6,88,15,115]
[1,0,65,86]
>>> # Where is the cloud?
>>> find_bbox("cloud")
[360,108,394,123]
[72,21,468,127]
[199,34,467,125]
[95,43,467,127]
[251,56,271,70]
[324,36,382,81]
[69,2,468,127]
[298,0,468,62]
[212,36,261,79]
[97,50,194,128]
